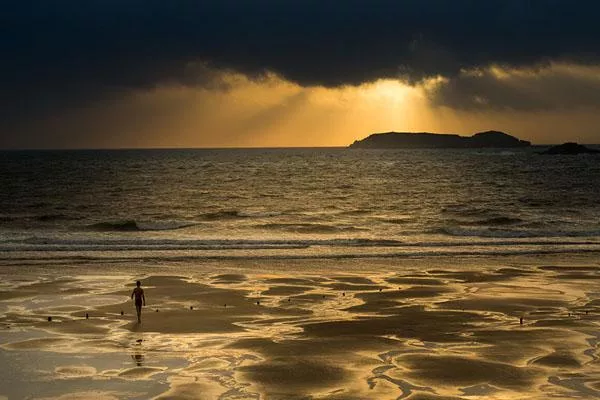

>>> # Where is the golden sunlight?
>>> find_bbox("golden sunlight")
[361,79,413,104]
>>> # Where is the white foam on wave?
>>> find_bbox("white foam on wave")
[3,246,600,263]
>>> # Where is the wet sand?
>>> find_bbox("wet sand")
[1,256,599,399]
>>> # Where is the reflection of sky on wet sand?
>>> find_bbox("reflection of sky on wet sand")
[0,257,599,399]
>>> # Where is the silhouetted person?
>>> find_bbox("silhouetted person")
[131,281,146,323]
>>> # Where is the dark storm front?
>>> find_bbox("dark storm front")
[1,148,599,259]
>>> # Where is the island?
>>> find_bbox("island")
[539,142,600,155]
[349,130,531,149]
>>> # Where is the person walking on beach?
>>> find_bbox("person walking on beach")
[131,281,146,323]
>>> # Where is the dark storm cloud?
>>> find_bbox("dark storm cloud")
[3,0,600,123]
[427,65,600,111]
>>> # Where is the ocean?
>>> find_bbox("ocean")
[1,147,599,263]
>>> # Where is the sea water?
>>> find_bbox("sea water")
[1,147,599,263]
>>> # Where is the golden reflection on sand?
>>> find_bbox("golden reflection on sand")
[0,258,599,399]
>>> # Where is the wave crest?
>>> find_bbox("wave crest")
[88,220,198,232]
[433,226,600,239]
[200,210,281,220]
[256,223,369,234]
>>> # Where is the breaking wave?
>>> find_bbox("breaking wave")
[88,220,199,232]
[255,223,369,234]
[433,226,600,239]
[199,210,282,220]
[469,217,524,226]
[2,236,600,261]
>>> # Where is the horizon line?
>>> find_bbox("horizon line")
[0,143,596,151]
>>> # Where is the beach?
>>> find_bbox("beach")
[1,254,599,399]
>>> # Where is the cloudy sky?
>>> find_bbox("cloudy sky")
[3,0,600,148]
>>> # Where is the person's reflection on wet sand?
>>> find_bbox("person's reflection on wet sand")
[131,352,145,366]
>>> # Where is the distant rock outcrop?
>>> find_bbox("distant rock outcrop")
[539,142,600,155]
[349,130,531,149]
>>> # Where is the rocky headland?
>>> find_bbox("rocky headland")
[349,130,531,149]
